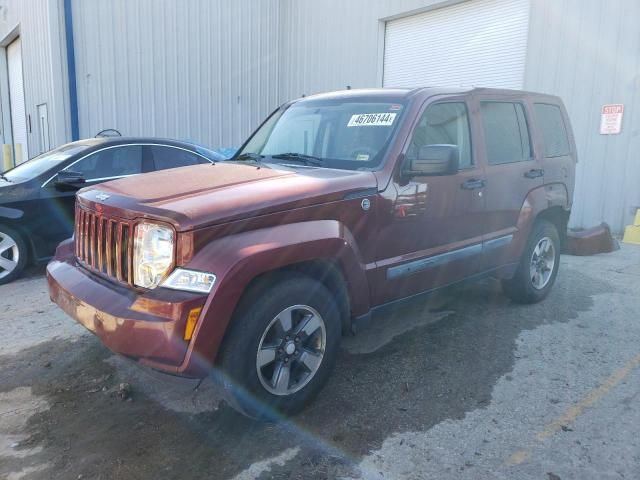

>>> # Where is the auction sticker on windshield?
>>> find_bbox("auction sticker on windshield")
[348,112,397,127]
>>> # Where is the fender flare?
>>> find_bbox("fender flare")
[517,183,570,233]
[181,220,370,371]
[504,184,570,261]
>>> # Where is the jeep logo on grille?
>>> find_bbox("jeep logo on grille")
[95,193,110,201]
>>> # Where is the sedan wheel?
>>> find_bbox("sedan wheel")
[0,230,21,280]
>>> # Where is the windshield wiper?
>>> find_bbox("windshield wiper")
[0,173,11,182]
[236,152,263,160]
[271,153,324,167]
[234,152,267,168]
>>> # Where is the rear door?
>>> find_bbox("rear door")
[473,95,543,268]
[531,102,575,206]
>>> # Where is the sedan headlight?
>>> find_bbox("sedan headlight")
[133,223,175,289]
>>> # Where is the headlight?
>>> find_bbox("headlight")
[161,268,216,293]
[133,223,175,289]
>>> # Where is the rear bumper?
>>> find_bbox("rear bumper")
[47,241,211,377]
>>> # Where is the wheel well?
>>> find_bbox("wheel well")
[238,259,352,336]
[535,207,570,246]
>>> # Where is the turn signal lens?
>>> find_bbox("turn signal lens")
[184,307,202,341]
[161,268,216,293]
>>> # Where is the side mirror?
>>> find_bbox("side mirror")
[54,170,86,191]
[404,144,459,177]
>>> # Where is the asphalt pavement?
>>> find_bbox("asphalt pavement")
[1,245,639,479]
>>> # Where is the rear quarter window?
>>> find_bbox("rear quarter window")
[534,103,571,157]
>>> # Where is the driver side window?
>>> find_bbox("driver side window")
[66,145,143,181]
[408,103,472,169]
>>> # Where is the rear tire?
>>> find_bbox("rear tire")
[0,225,28,285]
[217,274,341,419]
[502,220,560,304]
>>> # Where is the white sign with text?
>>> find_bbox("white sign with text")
[600,104,624,135]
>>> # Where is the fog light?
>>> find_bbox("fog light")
[184,307,203,341]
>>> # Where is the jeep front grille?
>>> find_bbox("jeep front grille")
[75,206,133,284]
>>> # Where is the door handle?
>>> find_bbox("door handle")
[461,178,486,190]
[524,168,544,179]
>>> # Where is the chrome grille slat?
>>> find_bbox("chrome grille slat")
[75,206,133,286]
[106,220,114,277]
[115,222,123,282]
[83,211,89,262]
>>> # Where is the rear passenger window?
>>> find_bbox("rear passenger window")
[408,102,473,168]
[150,146,207,170]
[480,102,531,165]
[534,103,570,157]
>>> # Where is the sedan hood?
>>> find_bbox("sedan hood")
[77,162,378,231]
[0,178,39,204]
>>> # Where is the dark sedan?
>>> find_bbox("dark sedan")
[0,137,223,284]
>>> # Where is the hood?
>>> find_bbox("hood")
[0,177,39,204]
[77,162,378,231]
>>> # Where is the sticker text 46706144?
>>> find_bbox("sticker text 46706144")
[347,113,397,127]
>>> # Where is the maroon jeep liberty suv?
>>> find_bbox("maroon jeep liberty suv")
[48,87,576,417]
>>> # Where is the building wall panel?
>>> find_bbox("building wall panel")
[524,0,640,231]
[71,0,281,149]
[0,0,70,159]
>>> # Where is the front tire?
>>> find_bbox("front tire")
[502,220,560,304]
[0,225,28,285]
[217,274,341,419]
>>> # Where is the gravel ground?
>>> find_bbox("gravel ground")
[1,245,639,480]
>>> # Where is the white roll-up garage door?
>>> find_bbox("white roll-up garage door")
[7,37,29,164]
[383,0,530,89]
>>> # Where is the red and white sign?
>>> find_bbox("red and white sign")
[600,104,624,135]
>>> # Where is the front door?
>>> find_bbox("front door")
[473,96,544,269]
[39,145,145,256]
[373,100,487,305]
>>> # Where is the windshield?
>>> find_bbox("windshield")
[4,143,93,182]
[238,99,406,170]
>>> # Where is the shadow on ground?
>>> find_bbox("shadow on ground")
[0,267,612,479]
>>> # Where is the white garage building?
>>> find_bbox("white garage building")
[0,0,637,232]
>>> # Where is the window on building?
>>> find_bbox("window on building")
[67,145,143,180]
[149,146,207,170]
[480,102,531,165]
[534,103,570,157]
[407,102,473,169]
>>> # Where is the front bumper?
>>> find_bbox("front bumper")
[47,242,208,376]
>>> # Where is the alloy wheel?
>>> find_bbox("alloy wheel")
[256,304,327,396]
[0,231,20,280]
[529,236,556,290]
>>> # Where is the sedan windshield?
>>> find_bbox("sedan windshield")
[4,143,94,182]
[238,99,406,170]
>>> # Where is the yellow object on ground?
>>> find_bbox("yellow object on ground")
[623,209,640,245]
[14,143,22,165]
[2,144,12,172]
